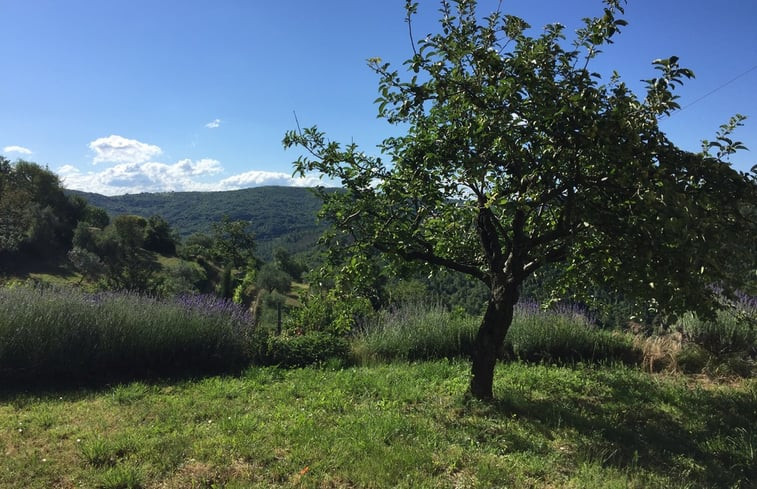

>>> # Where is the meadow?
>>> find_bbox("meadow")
[1,284,755,488]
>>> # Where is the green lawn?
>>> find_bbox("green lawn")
[1,361,754,488]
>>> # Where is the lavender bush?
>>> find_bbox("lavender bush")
[0,285,257,383]
[350,300,637,365]
[505,300,637,363]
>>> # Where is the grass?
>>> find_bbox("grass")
[1,361,753,488]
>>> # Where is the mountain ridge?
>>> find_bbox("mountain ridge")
[68,186,334,260]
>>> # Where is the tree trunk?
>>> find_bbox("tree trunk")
[469,282,518,400]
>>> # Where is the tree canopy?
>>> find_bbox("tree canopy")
[285,0,757,399]
[0,157,92,259]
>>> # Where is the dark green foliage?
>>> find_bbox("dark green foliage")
[80,203,110,228]
[69,214,183,293]
[273,247,307,281]
[143,215,177,255]
[217,264,233,299]
[210,215,256,268]
[255,262,292,294]
[159,261,206,296]
[0,158,103,261]
[675,344,710,374]
[67,247,105,283]
[263,332,350,368]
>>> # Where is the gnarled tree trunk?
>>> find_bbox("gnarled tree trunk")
[469,280,518,400]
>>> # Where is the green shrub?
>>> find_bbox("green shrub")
[504,302,638,364]
[674,297,755,377]
[286,292,375,335]
[350,302,479,364]
[264,331,350,368]
[677,308,755,357]
[351,301,638,366]
[676,344,711,374]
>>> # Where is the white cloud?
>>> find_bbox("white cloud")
[88,135,162,165]
[57,134,325,195]
[3,145,33,155]
[205,119,221,129]
[58,160,322,196]
[218,170,322,189]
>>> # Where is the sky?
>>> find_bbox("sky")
[1,0,755,196]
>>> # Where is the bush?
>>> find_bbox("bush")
[351,300,639,366]
[0,285,256,384]
[263,332,350,368]
[350,302,479,364]
[677,307,755,357]
[504,301,639,365]
[676,343,710,374]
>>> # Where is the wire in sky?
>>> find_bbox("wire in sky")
[675,63,757,114]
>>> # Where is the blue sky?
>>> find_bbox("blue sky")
[1,0,755,195]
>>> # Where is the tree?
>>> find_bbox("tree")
[285,0,757,399]
[143,215,178,255]
[211,216,257,269]
[0,158,93,258]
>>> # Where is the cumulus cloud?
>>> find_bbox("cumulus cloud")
[219,170,322,188]
[56,133,325,195]
[59,158,225,195]
[58,160,322,196]
[205,119,221,129]
[3,145,33,155]
[89,135,162,164]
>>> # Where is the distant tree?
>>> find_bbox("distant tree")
[181,232,215,259]
[273,247,307,281]
[285,0,757,399]
[111,215,148,250]
[211,216,257,268]
[79,204,110,228]
[67,247,105,283]
[77,214,160,292]
[218,264,234,299]
[143,215,178,255]
[256,262,293,294]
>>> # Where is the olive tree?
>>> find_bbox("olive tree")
[284,0,756,399]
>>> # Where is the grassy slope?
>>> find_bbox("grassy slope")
[1,362,754,489]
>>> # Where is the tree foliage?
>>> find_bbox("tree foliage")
[0,157,99,260]
[285,0,756,398]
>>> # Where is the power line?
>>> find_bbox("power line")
[676,63,757,114]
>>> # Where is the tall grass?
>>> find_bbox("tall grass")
[0,285,256,383]
[351,300,639,366]
[351,302,479,364]
[505,301,638,364]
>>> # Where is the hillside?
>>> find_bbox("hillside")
[70,186,332,260]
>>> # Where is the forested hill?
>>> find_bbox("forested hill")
[69,186,332,259]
